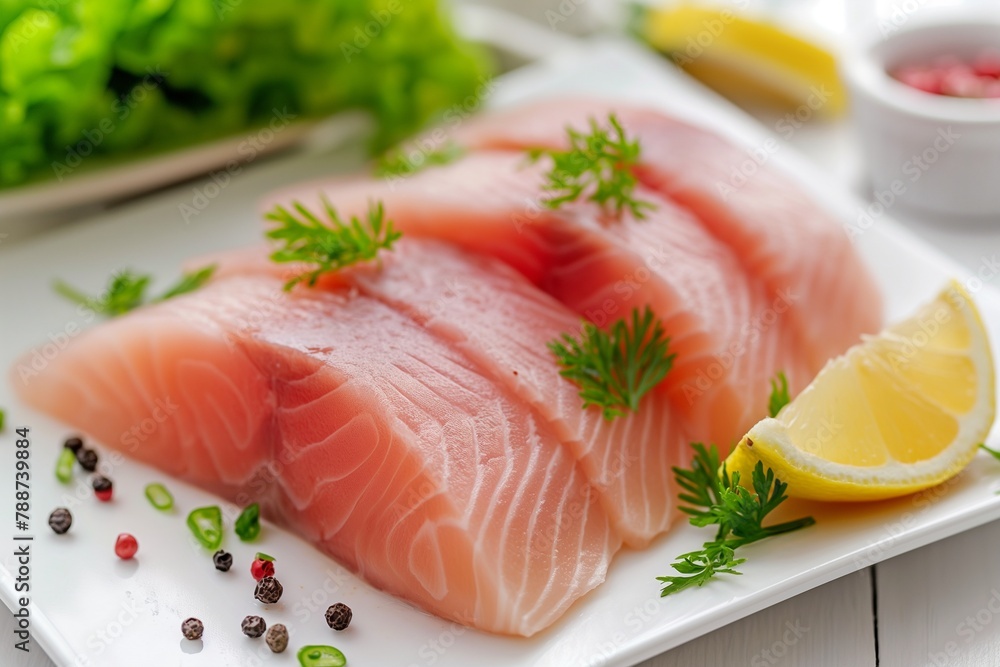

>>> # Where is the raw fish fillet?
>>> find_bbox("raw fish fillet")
[355,242,684,547]
[447,97,884,370]
[201,239,689,547]
[14,98,884,637]
[265,153,818,446]
[13,273,619,636]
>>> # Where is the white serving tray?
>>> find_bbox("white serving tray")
[0,114,374,225]
[1,38,998,667]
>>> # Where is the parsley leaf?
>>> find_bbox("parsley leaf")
[660,443,815,596]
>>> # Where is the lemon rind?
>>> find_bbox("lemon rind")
[730,281,995,501]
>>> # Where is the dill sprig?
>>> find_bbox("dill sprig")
[54,265,216,317]
[659,443,815,596]
[768,371,791,418]
[155,265,217,302]
[549,306,674,421]
[376,141,464,178]
[264,198,402,290]
[529,113,656,220]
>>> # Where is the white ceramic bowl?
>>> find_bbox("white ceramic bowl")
[844,12,1000,219]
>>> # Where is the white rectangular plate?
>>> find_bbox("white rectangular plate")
[1,38,999,667]
[0,114,373,226]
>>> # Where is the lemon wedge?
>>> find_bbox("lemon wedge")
[726,281,995,501]
[639,3,846,116]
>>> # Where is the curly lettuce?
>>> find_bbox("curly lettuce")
[0,0,490,188]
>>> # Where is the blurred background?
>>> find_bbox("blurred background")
[1,0,997,236]
[3,3,1000,666]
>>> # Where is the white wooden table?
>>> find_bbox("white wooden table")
[4,29,1000,667]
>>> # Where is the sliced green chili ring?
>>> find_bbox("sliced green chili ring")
[187,506,223,550]
[144,483,174,511]
[297,645,346,667]
[235,502,261,541]
[255,551,275,562]
[55,448,75,484]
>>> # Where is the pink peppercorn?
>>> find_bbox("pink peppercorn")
[115,533,138,560]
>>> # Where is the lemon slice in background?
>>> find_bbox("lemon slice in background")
[726,281,995,501]
[637,2,846,116]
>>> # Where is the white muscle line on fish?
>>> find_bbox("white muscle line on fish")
[477,405,520,620]
[509,433,551,625]
[678,286,801,406]
[524,451,576,630]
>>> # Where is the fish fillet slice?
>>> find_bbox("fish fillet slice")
[13,274,619,636]
[448,96,883,369]
[352,242,692,547]
[263,154,812,445]
[202,240,688,546]
[263,154,555,285]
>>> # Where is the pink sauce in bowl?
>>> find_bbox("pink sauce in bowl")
[891,48,1000,98]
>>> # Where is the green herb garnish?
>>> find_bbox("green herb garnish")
[659,443,815,596]
[529,113,655,219]
[768,371,791,418]
[55,271,150,316]
[656,542,746,596]
[979,445,1000,494]
[376,141,465,178]
[187,506,224,550]
[54,265,216,317]
[235,503,261,542]
[0,408,5,431]
[297,644,347,667]
[144,483,174,511]
[980,443,1000,460]
[55,448,75,484]
[255,551,275,562]
[549,306,674,420]
[265,198,401,291]
[155,265,217,302]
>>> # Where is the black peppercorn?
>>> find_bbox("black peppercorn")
[325,602,352,631]
[181,617,203,641]
[213,550,233,572]
[77,448,98,472]
[48,508,72,535]
[241,615,266,638]
[265,624,288,653]
[254,576,283,604]
[63,436,83,454]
